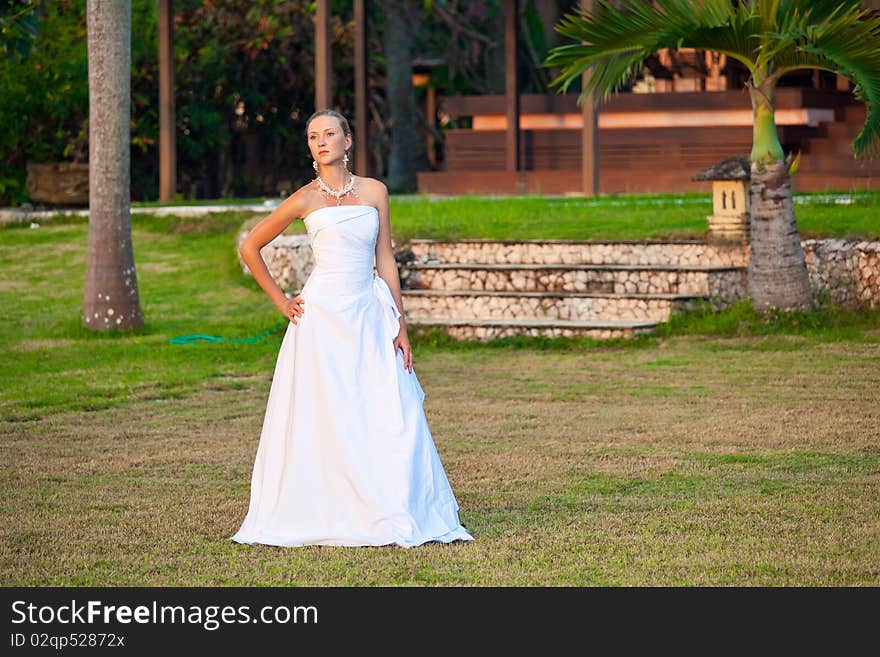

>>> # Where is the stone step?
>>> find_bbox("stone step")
[407,317,659,341]
[406,262,747,297]
[407,239,747,268]
[402,289,705,323]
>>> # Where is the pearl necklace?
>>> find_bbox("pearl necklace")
[315,172,356,205]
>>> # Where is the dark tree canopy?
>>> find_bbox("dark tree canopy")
[1,0,585,205]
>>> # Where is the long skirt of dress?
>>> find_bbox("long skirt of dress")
[231,262,473,548]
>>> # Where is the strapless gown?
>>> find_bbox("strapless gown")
[231,204,473,547]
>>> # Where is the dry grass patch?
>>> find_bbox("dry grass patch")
[2,334,879,586]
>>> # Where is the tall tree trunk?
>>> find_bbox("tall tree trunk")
[83,0,143,331]
[746,81,813,311]
[747,158,814,311]
[380,0,427,192]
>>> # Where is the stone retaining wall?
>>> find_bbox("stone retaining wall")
[409,240,748,267]
[708,269,748,305]
[803,239,880,309]
[430,325,657,341]
[409,265,723,296]
[237,230,880,309]
[237,233,314,293]
[403,293,700,322]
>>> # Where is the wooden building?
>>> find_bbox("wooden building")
[417,85,878,195]
[416,2,880,196]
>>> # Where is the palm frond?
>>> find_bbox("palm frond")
[776,0,863,26]
[766,2,880,158]
[545,0,759,103]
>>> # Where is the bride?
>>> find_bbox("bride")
[231,109,473,548]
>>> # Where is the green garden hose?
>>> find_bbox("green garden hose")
[168,319,287,345]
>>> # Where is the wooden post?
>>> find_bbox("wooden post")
[580,0,599,197]
[505,0,520,172]
[425,83,436,168]
[354,0,369,176]
[158,0,176,202]
[315,0,331,110]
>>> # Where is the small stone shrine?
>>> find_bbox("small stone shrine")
[692,156,751,244]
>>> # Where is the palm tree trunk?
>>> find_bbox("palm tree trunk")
[747,158,814,311]
[83,0,143,331]
[746,83,813,311]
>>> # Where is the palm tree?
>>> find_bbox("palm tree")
[83,0,142,331]
[544,0,880,311]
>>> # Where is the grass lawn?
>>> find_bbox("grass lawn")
[1,197,879,586]
[50,188,880,242]
[380,190,880,241]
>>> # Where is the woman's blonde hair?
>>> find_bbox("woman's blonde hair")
[305,109,351,137]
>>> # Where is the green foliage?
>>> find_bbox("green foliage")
[0,0,608,207]
[0,0,357,206]
[415,0,582,98]
[143,0,358,200]
[546,0,752,102]
[0,1,88,205]
[0,0,42,60]
[0,0,165,204]
[771,1,880,158]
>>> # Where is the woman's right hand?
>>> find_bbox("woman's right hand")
[276,296,305,324]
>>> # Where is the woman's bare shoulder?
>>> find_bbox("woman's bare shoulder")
[356,176,388,206]
[241,184,318,249]
[285,182,321,219]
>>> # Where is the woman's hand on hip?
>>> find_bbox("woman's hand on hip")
[276,296,305,324]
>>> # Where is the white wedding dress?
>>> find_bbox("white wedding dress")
[231,204,473,548]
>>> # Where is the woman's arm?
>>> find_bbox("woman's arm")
[373,182,413,372]
[239,190,309,322]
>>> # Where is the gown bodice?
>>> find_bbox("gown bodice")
[302,204,380,297]
[301,203,403,350]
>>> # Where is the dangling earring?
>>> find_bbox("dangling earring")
[343,151,350,171]
[313,160,318,173]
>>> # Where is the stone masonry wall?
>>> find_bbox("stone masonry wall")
[408,266,726,297]
[403,293,702,322]
[236,233,313,293]
[237,232,880,310]
[409,240,748,267]
[803,239,880,309]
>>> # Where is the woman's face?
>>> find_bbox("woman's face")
[307,116,351,167]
